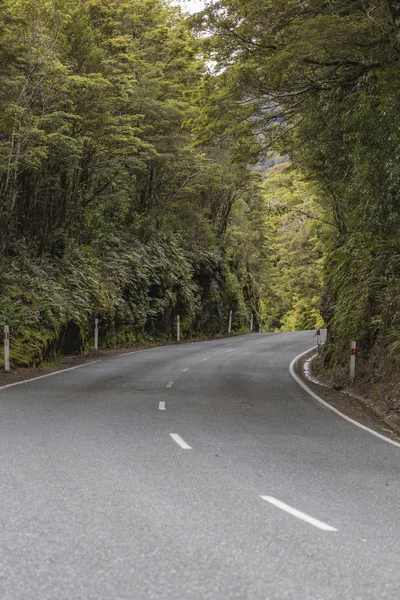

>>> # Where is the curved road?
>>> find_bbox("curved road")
[0,331,399,599]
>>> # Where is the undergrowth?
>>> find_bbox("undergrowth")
[0,238,254,368]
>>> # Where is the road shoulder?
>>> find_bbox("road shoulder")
[293,349,400,444]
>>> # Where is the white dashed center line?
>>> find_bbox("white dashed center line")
[202,357,211,362]
[182,368,189,372]
[166,381,174,388]
[159,401,166,411]
[226,349,237,353]
[170,434,192,450]
[260,496,337,532]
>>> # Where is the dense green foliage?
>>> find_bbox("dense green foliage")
[4,0,396,375]
[195,0,400,374]
[262,163,324,333]
[0,0,267,367]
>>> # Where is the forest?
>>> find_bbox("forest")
[0,0,399,388]
[193,0,400,386]
[0,0,264,365]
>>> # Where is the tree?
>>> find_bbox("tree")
[0,0,265,366]
[194,0,400,367]
[261,163,324,331]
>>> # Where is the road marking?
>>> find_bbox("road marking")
[166,381,174,388]
[170,434,192,450]
[0,332,259,394]
[260,496,337,532]
[0,361,102,392]
[182,368,189,372]
[159,401,166,410]
[202,357,211,362]
[290,347,400,450]
[226,349,237,353]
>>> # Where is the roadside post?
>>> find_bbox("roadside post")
[349,341,357,382]
[94,319,99,351]
[259,323,262,334]
[4,325,10,372]
[177,315,180,342]
[316,328,322,353]
[228,310,232,334]
[250,313,253,332]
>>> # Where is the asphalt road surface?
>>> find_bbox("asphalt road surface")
[0,331,399,600]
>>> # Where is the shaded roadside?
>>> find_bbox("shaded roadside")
[297,351,400,442]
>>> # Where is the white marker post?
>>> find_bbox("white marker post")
[94,319,99,351]
[259,323,262,334]
[4,325,10,372]
[250,313,253,332]
[228,310,232,334]
[177,315,180,342]
[349,341,357,382]
[316,328,321,353]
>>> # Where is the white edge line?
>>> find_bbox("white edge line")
[166,381,174,388]
[260,496,337,532]
[0,342,183,393]
[0,345,171,392]
[0,332,268,393]
[159,401,166,411]
[0,335,230,393]
[170,433,192,450]
[0,361,102,392]
[289,346,400,450]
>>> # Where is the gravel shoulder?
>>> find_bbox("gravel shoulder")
[296,351,400,442]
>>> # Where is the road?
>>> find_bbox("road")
[0,331,399,599]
